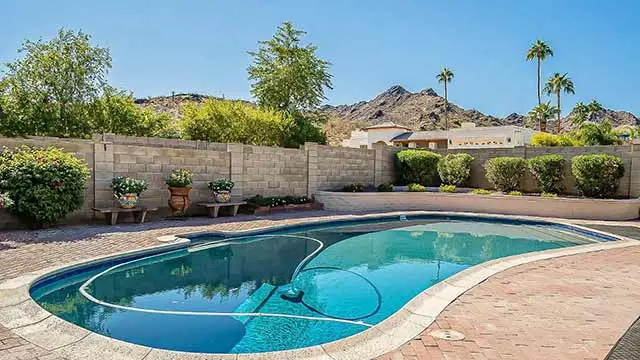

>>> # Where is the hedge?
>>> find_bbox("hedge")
[572,154,624,198]
[484,157,527,192]
[528,154,565,194]
[438,153,474,186]
[395,150,442,185]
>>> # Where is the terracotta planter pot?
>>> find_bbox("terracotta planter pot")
[168,187,191,216]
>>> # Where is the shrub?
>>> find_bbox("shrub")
[0,193,13,208]
[0,146,89,227]
[181,99,292,147]
[531,133,577,147]
[246,195,312,207]
[531,133,561,147]
[471,189,492,195]
[395,150,442,185]
[484,157,526,192]
[527,155,566,194]
[438,153,474,186]
[439,184,456,193]
[376,183,393,192]
[208,179,234,192]
[110,176,148,196]
[541,192,558,198]
[166,168,193,187]
[407,183,426,192]
[507,191,523,196]
[572,154,624,198]
[342,183,365,192]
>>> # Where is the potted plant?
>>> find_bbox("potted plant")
[208,179,234,203]
[110,176,148,208]
[166,168,192,215]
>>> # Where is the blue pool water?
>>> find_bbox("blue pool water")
[31,217,602,353]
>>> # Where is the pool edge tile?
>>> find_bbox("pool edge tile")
[54,332,152,360]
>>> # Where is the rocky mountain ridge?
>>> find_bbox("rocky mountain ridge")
[135,87,640,145]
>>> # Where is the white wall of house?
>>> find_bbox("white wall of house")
[341,130,368,148]
[366,128,410,148]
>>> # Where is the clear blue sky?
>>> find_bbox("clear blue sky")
[2,0,639,117]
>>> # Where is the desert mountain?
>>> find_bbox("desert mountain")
[134,87,640,145]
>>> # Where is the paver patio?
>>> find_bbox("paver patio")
[0,211,638,360]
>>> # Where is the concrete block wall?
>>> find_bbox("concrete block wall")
[242,145,308,197]
[314,144,375,190]
[2,133,640,228]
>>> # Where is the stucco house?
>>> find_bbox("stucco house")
[341,122,539,149]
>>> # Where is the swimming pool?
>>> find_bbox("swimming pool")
[30,215,608,354]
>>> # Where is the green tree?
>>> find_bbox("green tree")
[571,99,603,126]
[577,120,622,146]
[436,67,454,130]
[544,72,575,134]
[0,28,112,138]
[525,40,554,106]
[248,21,332,112]
[528,102,557,133]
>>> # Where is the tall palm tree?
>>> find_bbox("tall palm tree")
[436,67,454,130]
[526,40,554,105]
[528,102,557,133]
[544,73,575,133]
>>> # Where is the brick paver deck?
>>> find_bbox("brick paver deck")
[0,211,639,360]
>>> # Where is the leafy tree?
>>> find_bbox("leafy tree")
[577,120,622,146]
[248,21,332,112]
[282,111,327,148]
[0,28,111,138]
[528,102,557,133]
[571,100,603,126]
[544,72,575,134]
[525,40,554,106]
[181,99,291,146]
[436,67,454,130]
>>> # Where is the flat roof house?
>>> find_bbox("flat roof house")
[341,122,540,149]
[340,122,413,149]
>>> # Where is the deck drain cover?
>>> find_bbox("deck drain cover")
[429,329,465,341]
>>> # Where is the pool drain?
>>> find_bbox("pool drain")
[429,329,465,341]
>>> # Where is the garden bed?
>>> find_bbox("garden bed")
[314,190,640,221]
[253,202,323,215]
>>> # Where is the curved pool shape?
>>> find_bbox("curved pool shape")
[31,216,606,353]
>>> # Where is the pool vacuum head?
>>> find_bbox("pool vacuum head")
[280,288,304,303]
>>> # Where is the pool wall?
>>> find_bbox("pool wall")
[315,191,640,221]
[2,212,639,360]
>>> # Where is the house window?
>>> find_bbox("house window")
[507,137,511,143]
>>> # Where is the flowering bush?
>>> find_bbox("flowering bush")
[110,176,148,196]
[0,146,89,227]
[166,168,192,187]
[342,183,365,192]
[246,195,312,207]
[407,183,426,192]
[0,193,13,208]
[439,184,456,193]
[208,179,234,192]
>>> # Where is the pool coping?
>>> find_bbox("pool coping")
[0,211,638,360]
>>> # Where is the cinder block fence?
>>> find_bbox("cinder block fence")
[1,133,640,228]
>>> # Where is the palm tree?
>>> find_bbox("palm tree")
[526,40,554,105]
[544,73,575,133]
[528,102,557,133]
[436,67,454,130]
[571,99,603,126]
